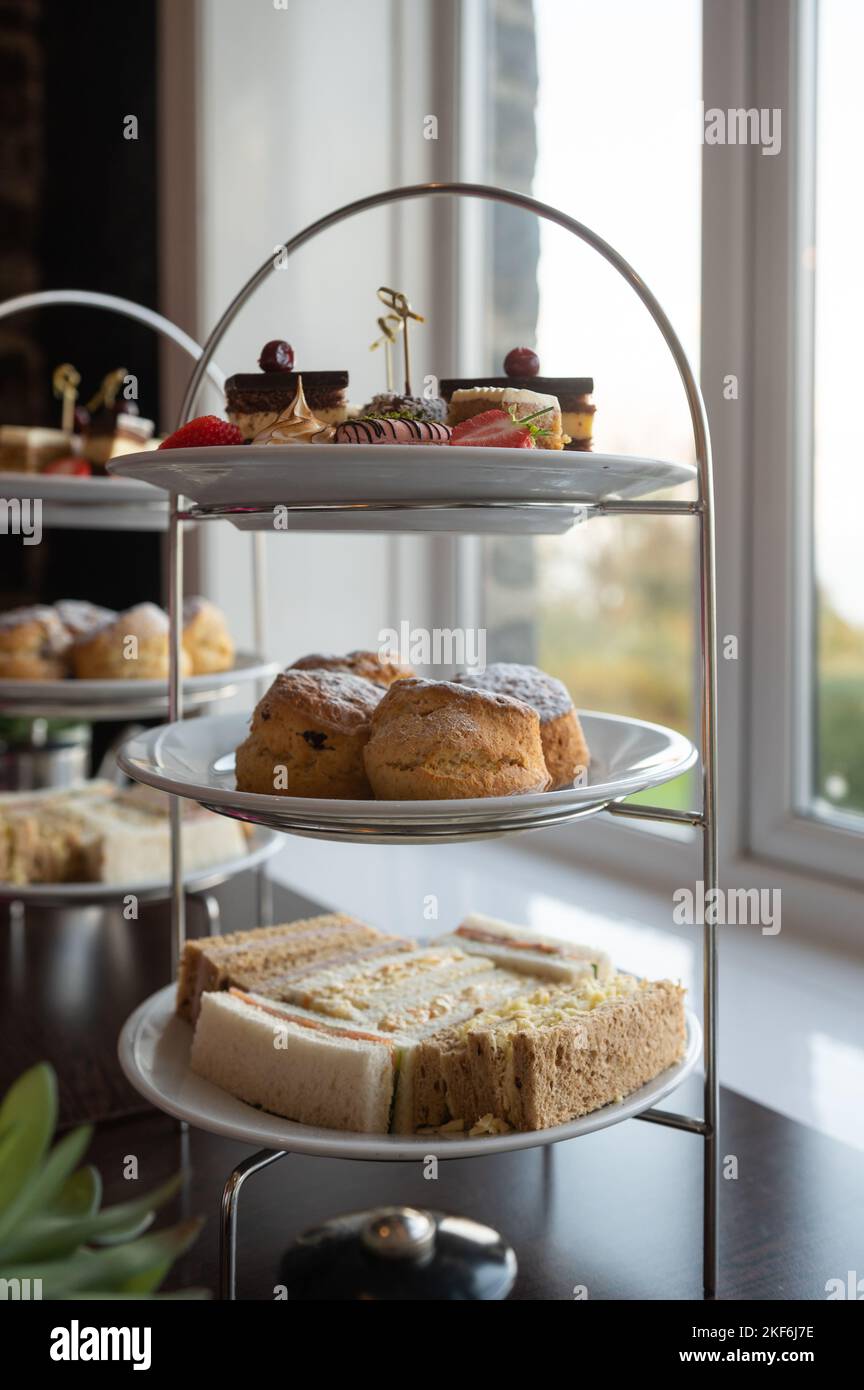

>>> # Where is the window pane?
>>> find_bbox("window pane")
[482,0,701,810]
[811,0,864,822]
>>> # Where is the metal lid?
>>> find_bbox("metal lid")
[281,1205,517,1300]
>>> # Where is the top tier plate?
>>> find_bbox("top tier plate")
[108,446,696,535]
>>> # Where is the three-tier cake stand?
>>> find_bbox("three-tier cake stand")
[113,184,719,1301]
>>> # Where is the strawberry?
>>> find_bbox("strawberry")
[42,455,91,476]
[158,416,244,450]
[450,404,553,448]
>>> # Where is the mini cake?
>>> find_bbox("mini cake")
[225,340,349,439]
[442,348,595,451]
[454,662,590,789]
[0,606,71,679]
[182,596,235,674]
[251,378,335,446]
[289,650,414,687]
[235,668,384,799]
[332,418,451,445]
[363,677,551,800]
[446,387,568,449]
[360,392,447,422]
[0,426,73,473]
[70,602,192,680]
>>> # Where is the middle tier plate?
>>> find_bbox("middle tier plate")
[117,710,697,845]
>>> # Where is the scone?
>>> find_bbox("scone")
[54,600,116,641]
[183,596,235,674]
[454,663,590,790]
[70,603,191,680]
[235,669,384,799]
[0,606,71,679]
[289,649,413,687]
[363,677,551,800]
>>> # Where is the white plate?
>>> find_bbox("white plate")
[118,984,701,1161]
[108,446,695,535]
[116,709,698,844]
[0,827,283,907]
[0,652,278,717]
[0,469,165,505]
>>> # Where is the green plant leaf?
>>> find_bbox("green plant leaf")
[0,1064,56,1213]
[47,1166,101,1220]
[2,1172,182,1262]
[0,1125,91,1250]
[1,1217,204,1296]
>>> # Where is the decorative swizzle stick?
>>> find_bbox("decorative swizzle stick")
[376,287,425,396]
[369,313,403,392]
[52,363,80,433]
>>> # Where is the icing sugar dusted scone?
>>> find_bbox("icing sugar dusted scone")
[182,596,235,674]
[70,603,191,680]
[0,606,71,679]
[363,676,551,800]
[235,668,384,799]
[454,663,590,790]
[332,418,451,445]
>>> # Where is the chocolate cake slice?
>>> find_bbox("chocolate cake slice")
[225,371,350,439]
[440,376,595,451]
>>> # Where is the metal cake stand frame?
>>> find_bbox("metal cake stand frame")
[158,182,718,1301]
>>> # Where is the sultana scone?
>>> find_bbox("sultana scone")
[363,677,551,800]
[235,668,384,799]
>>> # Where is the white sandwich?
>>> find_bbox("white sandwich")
[434,913,612,983]
[190,989,398,1134]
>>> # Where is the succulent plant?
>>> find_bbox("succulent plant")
[0,1063,207,1299]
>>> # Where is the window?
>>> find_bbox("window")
[809,0,864,827]
[477,0,702,813]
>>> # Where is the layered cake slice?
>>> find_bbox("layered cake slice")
[225,348,350,439]
[445,387,568,449]
[441,348,595,450]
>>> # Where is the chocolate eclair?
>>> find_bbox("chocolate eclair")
[441,376,595,451]
[225,370,350,440]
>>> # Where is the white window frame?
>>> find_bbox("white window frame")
[454,0,864,947]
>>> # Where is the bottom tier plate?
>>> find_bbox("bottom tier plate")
[118,984,702,1162]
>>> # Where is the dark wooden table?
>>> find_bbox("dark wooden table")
[3,877,863,1301]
